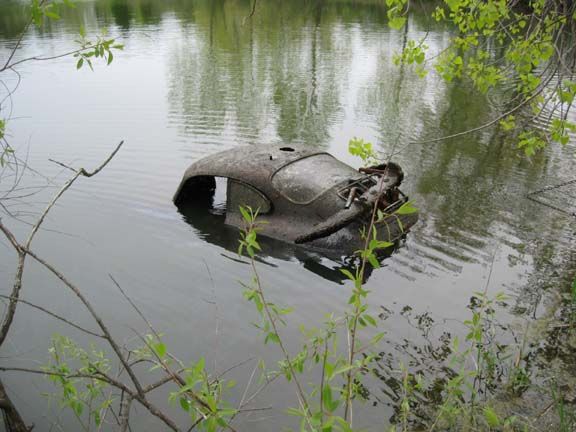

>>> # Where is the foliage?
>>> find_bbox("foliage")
[233,144,573,431]
[134,333,239,431]
[385,0,409,30]
[237,208,537,431]
[168,356,238,431]
[238,205,263,259]
[0,0,123,170]
[43,331,238,431]
[74,26,123,71]
[378,289,534,432]
[29,141,574,431]
[28,0,124,71]
[236,147,413,431]
[348,137,379,165]
[2,0,574,428]
[30,0,69,26]
[239,205,397,430]
[0,119,12,168]
[393,40,428,78]
[551,379,576,432]
[44,335,114,430]
[389,0,576,154]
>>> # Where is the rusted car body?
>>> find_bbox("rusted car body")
[173,145,417,255]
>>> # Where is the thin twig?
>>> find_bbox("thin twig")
[23,247,146,397]
[0,294,103,338]
[389,73,555,157]
[0,141,124,347]
[249,258,312,418]
[344,170,388,423]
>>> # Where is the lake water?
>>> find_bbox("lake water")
[0,0,575,430]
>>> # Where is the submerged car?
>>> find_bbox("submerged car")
[173,145,417,255]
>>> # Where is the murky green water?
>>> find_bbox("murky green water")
[0,0,574,430]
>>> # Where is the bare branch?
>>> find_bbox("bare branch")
[0,366,180,432]
[0,379,31,432]
[109,274,160,341]
[1,19,33,73]
[0,294,103,338]
[0,221,22,252]
[0,141,124,347]
[22,247,146,396]
[119,395,133,432]
[79,142,123,177]
[48,158,78,174]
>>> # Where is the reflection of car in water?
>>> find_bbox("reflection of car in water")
[173,145,418,282]
[176,196,408,284]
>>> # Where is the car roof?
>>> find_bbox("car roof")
[174,145,360,202]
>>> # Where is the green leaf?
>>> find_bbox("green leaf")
[396,201,418,215]
[368,254,380,269]
[193,357,205,376]
[179,397,190,412]
[348,137,377,163]
[153,342,166,358]
[239,206,250,223]
[322,385,333,412]
[340,268,356,282]
[31,0,43,27]
[371,332,385,345]
[73,401,84,416]
[44,7,60,20]
[388,16,407,30]
[333,364,355,376]
[76,58,84,69]
[484,406,500,427]
[369,239,393,250]
[265,332,280,345]
[363,314,377,327]
[286,407,304,417]
[107,50,114,65]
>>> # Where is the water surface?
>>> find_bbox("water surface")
[0,0,574,430]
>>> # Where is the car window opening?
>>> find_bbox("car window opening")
[177,176,270,215]
[175,175,226,215]
[211,177,228,215]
